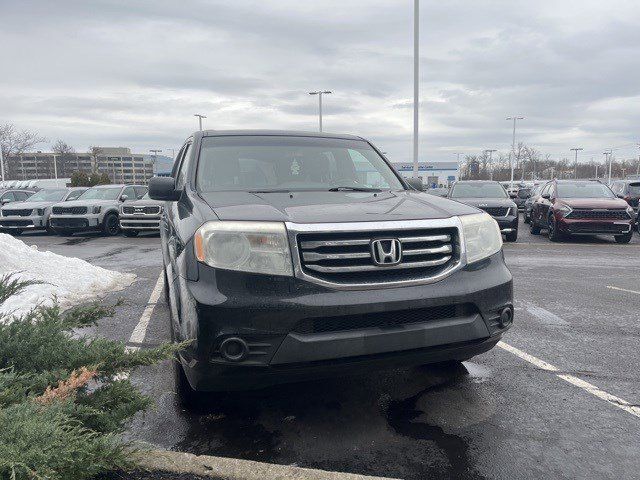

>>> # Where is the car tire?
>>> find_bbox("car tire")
[548,215,564,242]
[102,213,120,236]
[614,232,633,244]
[505,230,518,242]
[123,230,139,237]
[529,219,541,235]
[523,213,530,224]
[174,359,205,409]
[162,262,170,306]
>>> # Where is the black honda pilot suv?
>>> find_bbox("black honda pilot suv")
[149,130,513,404]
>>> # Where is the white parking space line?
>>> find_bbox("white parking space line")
[498,341,640,419]
[128,273,164,352]
[607,285,640,296]
[525,304,569,326]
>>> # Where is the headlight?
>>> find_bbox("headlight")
[626,205,634,217]
[460,213,503,264]
[508,206,517,216]
[555,204,572,217]
[194,221,293,276]
[92,206,101,214]
[36,208,45,216]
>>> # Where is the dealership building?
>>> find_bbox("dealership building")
[4,147,156,184]
[392,161,459,188]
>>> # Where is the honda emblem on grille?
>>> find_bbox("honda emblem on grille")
[371,238,402,266]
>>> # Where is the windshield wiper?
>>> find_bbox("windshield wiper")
[328,186,382,192]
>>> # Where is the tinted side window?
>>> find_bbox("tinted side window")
[134,186,148,199]
[66,190,84,201]
[176,143,192,190]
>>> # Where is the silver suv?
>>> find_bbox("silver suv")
[49,184,147,236]
[119,193,163,237]
[0,187,86,235]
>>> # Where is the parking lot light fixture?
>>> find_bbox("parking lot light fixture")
[194,114,207,131]
[570,148,583,179]
[150,149,162,176]
[308,91,332,132]
[506,116,524,188]
[604,150,613,183]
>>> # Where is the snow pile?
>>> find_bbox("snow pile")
[0,233,136,318]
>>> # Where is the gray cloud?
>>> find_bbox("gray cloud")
[1,0,639,163]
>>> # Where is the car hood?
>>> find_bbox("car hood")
[1,200,55,210]
[55,199,118,208]
[449,197,517,209]
[558,198,629,209]
[199,190,478,223]
[123,199,164,207]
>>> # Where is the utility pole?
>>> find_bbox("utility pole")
[194,114,206,131]
[570,147,583,179]
[604,150,613,184]
[506,116,524,188]
[308,91,332,132]
[484,149,497,180]
[454,153,463,179]
[150,149,162,177]
[0,147,4,183]
[637,143,640,175]
[412,0,419,179]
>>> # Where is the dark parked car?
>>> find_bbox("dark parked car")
[447,180,519,242]
[523,184,543,224]
[529,180,634,243]
[610,180,640,212]
[513,187,532,211]
[150,130,513,404]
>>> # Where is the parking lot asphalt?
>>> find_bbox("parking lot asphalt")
[16,219,640,480]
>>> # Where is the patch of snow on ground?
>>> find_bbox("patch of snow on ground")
[0,233,135,319]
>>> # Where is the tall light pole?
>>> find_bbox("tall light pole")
[194,114,206,131]
[308,91,332,132]
[1,147,6,182]
[412,0,420,179]
[570,147,583,179]
[637,143,640,175]
[485,149,497,180]
[604,150,613,184]
[150,149,162,177]
[506,116,524,187]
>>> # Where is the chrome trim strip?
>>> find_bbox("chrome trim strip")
[305,256,452,273]
[302,251,371,262]
[285,217,467,291]
[398,234,451,243]
[402,244,452,256]
[300,238,370,249]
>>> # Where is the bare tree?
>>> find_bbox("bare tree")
[0,124,46,180]
[51,140,75,178]
[88,146,104,173]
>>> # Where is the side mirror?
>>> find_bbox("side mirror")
[0,199,8,206]
[120,194,128,202]
[405,177,424,191]
[541,193,551,200]
[149,177,181,201]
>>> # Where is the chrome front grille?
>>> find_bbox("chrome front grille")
[295,226,458,287]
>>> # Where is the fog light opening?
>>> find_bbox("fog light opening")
[219,337,249,362]
[499,307,513,327]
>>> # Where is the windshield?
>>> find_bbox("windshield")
[556,183,615,199]
[196,136,404,192]
[26,189,67,202]
[77,187,122,201]
[450,183,508,198]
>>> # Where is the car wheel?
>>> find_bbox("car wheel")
[614,232,633,244]
[548,215,563,242]
[45,221,54,234]
[162,262,170,306]
[174,359,205,409]
[523,212,530,224]
[529,218,541,235]
[505,230,518,242]
[123,230,139,237]
[102,213,120,236]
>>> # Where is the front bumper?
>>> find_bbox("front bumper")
[171,250,513,391]
[556,216,633,235]
[119,214,160,230]
[0,214,46,230]
[49,214,101,231]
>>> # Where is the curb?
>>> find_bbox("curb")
[136,449,400,480]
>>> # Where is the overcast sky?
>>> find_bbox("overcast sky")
[1,0,639,164]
